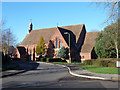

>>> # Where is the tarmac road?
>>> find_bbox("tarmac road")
[2,62,119,89]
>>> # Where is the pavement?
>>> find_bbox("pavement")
[65,64,120,81]
[1,61,120,82]
[40,62,120,81]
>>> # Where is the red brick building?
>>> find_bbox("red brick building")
[16,22,99,62]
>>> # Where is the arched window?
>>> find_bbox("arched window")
[54,41,55,48]
[30,49,32,55]
[60,40,61,48]
[56,38,58,48]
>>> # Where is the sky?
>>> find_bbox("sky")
[2,2,110,44]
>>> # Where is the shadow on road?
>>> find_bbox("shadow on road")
[2,60,40,78]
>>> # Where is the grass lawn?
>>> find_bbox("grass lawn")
[78,65,118,74]
[52,62,82,65]
[42,61,118,74]
[51,62,118,74]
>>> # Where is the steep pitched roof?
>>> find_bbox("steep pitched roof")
[21,24,84,45]
[80,32,100,53]
[57,27,76,48]
[17,46,26,55]
[21,28,57,45]
[60,24,84,43]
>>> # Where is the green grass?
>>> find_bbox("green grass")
[52,62,68,64]
[78,65,118,74]
[41,61,118,74]
[51,62,83,65]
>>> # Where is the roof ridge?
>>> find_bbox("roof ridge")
[60,24,84,28]
[32,24,84,31]
[32,27,56,31]
[87,31,101,33]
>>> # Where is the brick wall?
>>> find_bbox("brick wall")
[50,27,69,57]
[80,52,91,60]
[17,45,37,61]
[80,52,91,63]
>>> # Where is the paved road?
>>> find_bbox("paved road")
[2,62,119,89]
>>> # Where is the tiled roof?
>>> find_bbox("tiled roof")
[21,24,84,45]
[80,32,100,53]
[60,24,84,42]
[17,46,26,55]
[57,27,77,48]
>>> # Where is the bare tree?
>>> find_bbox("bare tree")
[0,21,5,52]
[91,1,119,24]
[2,24,16,55]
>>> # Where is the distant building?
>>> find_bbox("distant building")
[16,22,99,62]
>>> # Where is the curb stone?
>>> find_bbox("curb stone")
[38,62,118,81]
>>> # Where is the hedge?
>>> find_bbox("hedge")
[46,58,62,62]
[40,58,46,62]
[36,57,62,62]
[2,54,11,64]
[93,60,109,67]
[36,57,46,62]
[83,59,117,67]
[11,58,20,61]
[84,60,93,65]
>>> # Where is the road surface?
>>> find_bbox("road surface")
[2,62,119,89]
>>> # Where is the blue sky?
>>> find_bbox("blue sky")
[2,2,109,43]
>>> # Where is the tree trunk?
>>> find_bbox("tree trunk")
[116,48,119,59]
[115,42,119,59]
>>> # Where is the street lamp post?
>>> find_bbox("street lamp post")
[64,32,71,63]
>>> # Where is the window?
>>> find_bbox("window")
[60,40,61,48]
[54,41,55,48]
[56,38,58,48]
[30,50,32,55]
[83,56,84,59]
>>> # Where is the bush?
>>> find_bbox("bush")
[84,60,93,65]
[46,58,62,62]
[61,60,67,62]
[36,57,40,61]
[2,54,11,64]
[46,58,50,62]
[11,58,20,61]
[51,58,62,62]
[93,60,108,67]
[84,59,117,67]
[108,60,116,67]
[56,46,68,59]
[108,63,116,67]
[40,58,44,62]
[40,58,46,62]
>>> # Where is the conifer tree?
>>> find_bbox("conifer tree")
[36,36,46,56]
